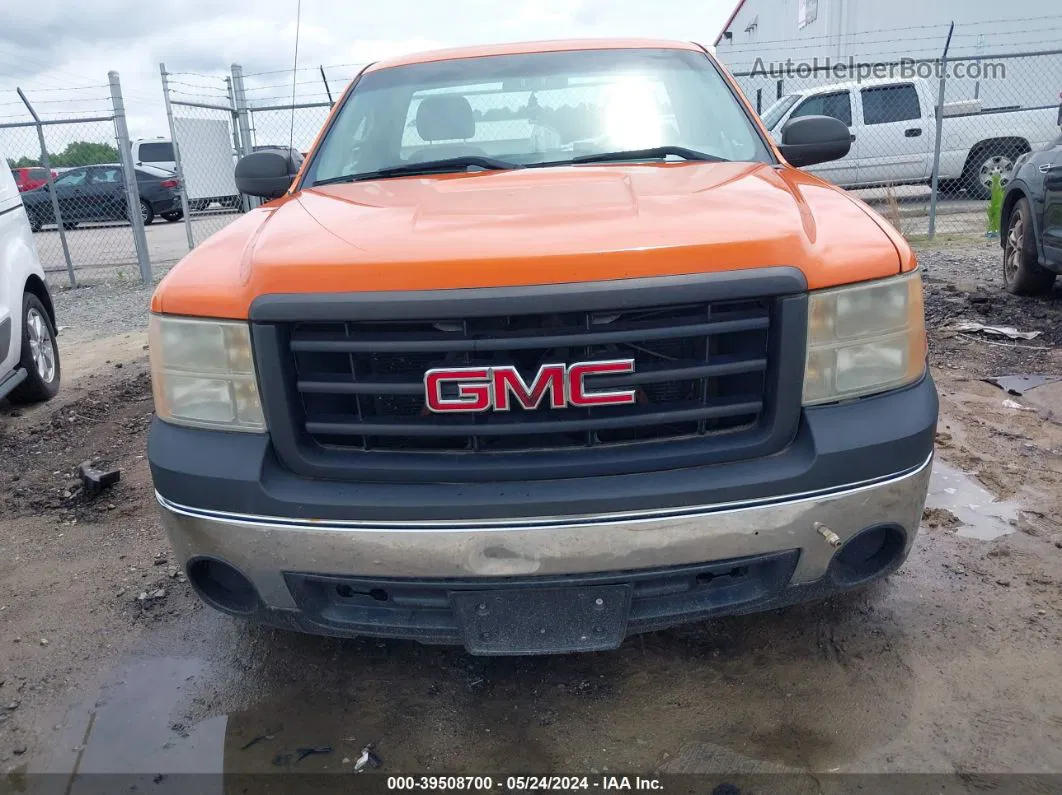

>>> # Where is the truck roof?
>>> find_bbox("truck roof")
[366,39,702,72]
[787,76,927,97]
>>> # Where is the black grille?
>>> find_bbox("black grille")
[287,298,772,454]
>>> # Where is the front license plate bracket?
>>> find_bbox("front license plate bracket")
[450,584,632,655]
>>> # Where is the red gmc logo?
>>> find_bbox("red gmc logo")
[424,360,637,413]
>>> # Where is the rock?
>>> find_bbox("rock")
[78,461,120,498]
[153,556,167,566]
[114,362,123,369]
[13,746,27,755]
[40,638,49,646]
[151,589,166,600]
[995,578,1011,587]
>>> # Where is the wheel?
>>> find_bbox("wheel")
[139,198,154,226]
[7,293,60,404]
[1003,197,1056,296]
[162,210,183,222]
[965,143,1025,200]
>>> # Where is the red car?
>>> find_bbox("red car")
[10,167,56,193]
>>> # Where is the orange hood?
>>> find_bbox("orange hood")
[151,162,912,319]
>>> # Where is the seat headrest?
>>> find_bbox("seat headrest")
[416,95,475,141]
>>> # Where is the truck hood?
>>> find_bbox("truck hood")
[152,162,910,318]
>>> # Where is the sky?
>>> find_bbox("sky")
[0,0,735,158]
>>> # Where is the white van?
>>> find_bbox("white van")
[1,146,61,404]
[130,137,176,172]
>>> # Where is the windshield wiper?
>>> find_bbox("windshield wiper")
[566,146,727,165]
[313,156,521,186]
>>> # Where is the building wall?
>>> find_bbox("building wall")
[716,0,1062,114]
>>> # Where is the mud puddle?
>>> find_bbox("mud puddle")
[926,461,1019,540]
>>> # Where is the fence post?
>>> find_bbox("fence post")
[927,22,955,241]
[16,89,76,287]
[108,72,152,283]
[225,75,252,214]
[159,63,195,251]
[320,65,334,106]
[231,64,260,210]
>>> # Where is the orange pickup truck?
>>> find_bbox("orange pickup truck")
[148,39,936,655]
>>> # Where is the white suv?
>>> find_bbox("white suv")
[1,148,61,404]
[130,138,176,172]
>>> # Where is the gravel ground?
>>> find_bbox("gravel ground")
[48,267,171,338]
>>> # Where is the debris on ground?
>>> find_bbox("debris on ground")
[354,744,382,772]
[78,460,121,498]
[950,321,1043,340]
[1002,399,1036,412]
[985,375,1062,396]
[240,729,278,751]
[295,745,333,763]
[922,507,962,530]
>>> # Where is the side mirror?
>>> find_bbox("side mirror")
[234,150,300,199]
[778,115,852,168]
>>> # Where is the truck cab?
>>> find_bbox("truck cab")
[762,77,1060,198]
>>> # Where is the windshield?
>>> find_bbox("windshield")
[761,94,800,131]
[306,48,773,184]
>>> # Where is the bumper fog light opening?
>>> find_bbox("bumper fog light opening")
[186,557,259,616]
[829,524,907,588]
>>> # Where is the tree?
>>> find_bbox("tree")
[6,155,41,168]
[51,141,119,167]
[6,141,118,170]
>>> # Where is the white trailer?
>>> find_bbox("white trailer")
[171,117,240,210]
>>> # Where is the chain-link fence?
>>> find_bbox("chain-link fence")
[728,45,1062,240]
[154,62,364,264]
[239,63,362,155]
[157,66,244,257]
[0,74,150,285]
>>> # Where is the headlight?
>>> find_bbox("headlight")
[149,314,266,432]
[803,271,926,406]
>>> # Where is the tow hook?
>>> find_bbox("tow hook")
[814,522,843,549]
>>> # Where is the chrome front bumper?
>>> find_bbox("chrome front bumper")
[157,453,932,614]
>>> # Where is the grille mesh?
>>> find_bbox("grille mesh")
[287,298,772,454]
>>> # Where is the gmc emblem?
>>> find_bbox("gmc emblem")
[424,360,636,413]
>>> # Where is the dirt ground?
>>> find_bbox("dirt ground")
[3,242,1062,791]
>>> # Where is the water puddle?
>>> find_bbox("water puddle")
[926,460,1019,540]
[35,657,227,793]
